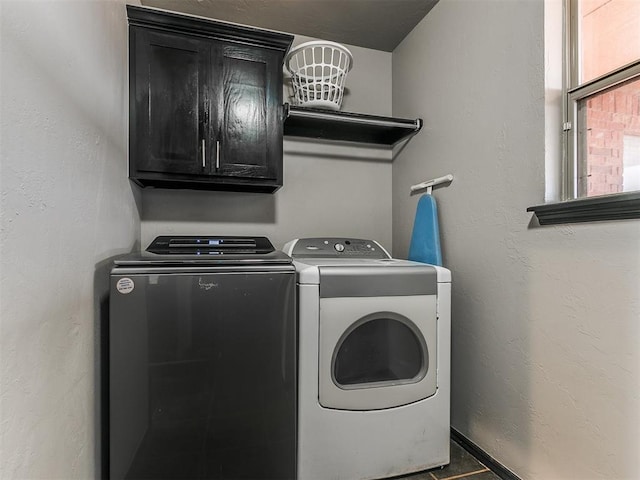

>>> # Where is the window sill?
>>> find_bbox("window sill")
[527,192,640,225]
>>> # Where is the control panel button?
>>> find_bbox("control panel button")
[334,243,345,252]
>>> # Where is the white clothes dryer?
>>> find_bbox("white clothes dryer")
[282,238,451,480]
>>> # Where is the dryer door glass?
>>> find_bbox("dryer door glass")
[333,313,427,388]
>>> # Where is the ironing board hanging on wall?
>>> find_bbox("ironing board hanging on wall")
[407,174,453,267]
[408,194,442,266]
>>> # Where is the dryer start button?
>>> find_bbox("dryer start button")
[334,243,345,252]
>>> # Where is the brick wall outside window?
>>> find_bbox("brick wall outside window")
[581,0,640,197]
[584,80,640,196]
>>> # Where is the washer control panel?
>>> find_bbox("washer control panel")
[286,238,390,259]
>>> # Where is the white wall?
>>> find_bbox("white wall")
[0,1,140,478]
[392,1,640,479]
[141,35,394,251]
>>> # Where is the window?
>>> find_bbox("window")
[529,0,640,224]
[565,0,640,200]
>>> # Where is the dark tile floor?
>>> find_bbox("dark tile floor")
[396,439,501,480]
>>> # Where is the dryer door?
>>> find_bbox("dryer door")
[319,294,437,410]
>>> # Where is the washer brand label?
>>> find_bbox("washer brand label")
[198,278,218,291]
[116,277,135,294]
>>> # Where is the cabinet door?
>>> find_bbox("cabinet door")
[214,44,283,180]
[131,28,209,176]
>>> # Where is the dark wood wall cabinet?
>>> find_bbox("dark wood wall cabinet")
[127,6,293,193]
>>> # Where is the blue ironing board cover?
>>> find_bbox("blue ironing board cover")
[408,194,442,266]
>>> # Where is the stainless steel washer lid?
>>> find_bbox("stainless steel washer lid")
[114,235,293,267]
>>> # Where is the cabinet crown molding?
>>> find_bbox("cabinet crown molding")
[127,5,294,53]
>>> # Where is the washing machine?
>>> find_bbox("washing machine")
[282,237,451,480]
[110,236,297,479]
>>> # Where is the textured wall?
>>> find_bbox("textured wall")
[392,1,640,479]
[0,1,140,477]
[141,35,394,251]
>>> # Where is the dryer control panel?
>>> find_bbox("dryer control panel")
[285,238,391,259]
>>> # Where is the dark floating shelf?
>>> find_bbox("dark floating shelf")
[283,104,422,146]
[527,192,640,225]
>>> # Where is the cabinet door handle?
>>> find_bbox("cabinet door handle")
[201,139,206,168]
[216,140,220,170]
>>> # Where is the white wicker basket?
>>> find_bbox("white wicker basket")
[285,41,353,110]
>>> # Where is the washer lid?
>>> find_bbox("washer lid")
[114,236,292,266]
